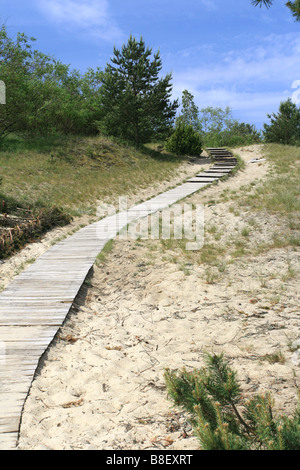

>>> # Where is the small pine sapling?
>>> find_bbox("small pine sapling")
[164,352,300,450]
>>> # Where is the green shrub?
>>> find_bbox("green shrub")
[263,99,300,146]
[165,123,203,156]
[164,352,300,450]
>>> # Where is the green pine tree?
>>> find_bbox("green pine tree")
[252,0,300,22]
[178,89,201,131]
[164,352,300,450]
[263,98,300,145]
[99,35,179,145]
[165,121,202,156]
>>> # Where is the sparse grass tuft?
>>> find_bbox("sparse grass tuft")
[96,239,115,266]
[261,351,286,365]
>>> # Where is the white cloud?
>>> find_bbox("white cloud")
[175,51,300,89]
[173,85,285,128]
[38,0,123,42]
[173,84,283,113]
[173,32,300,88]
[171,32,300,126]
[199,0,216,10]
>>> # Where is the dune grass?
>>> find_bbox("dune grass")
[236,144,300,249]
[144,144,300,273]
[241,144,300,216]
[0,134,188,217]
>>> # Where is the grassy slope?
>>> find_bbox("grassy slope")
[0,134,188,217]
[236,144,300,250]
[241,144,300,216]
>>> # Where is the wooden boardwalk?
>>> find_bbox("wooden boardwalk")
[0,152,237,449]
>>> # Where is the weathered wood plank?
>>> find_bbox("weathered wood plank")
[187,177,217,183]
[0,432,18,450]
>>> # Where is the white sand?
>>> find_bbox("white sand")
[13,145,300,450]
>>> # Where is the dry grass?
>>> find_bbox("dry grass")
[0,134,188,216]
[153,144,300,269]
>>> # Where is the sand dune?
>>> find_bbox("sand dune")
[14,145,300,450]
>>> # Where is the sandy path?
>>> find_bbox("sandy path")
[16,145,300,450]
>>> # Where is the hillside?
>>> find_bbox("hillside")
[0,135,204,290]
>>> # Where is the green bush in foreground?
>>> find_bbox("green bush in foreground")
[164,353,300,450]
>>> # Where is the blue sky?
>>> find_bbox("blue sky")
[1,0,300,130]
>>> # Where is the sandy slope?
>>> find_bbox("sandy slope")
[16,145,300,450]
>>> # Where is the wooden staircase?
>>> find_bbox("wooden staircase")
[186,148,238,183]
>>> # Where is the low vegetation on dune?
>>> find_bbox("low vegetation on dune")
[0,134,189,258]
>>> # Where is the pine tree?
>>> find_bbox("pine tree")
[263,98,300,145]
[252,0,300,22]
[178,89,201,131]
[287,0,300,20]
[99,35,179,145]
[165,122,202,156]
[164,352,300,450]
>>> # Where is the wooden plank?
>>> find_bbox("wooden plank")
[187,178,217,183]
[0,418,20,435]
[196,173,225,178]
[211,171,233,174]
[0,432,18,450]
